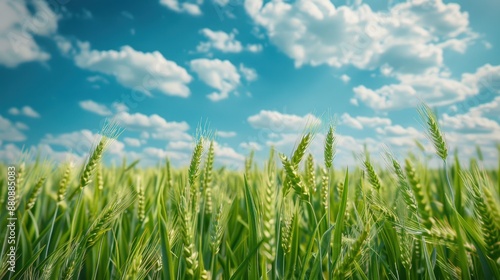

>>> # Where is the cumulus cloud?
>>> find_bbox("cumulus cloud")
[15,122,29,130]
[73,43,192,97]
[167,140,193,150]
[239,141,262,151]
[190,58,241,101]
[340,74,350,83]
[0,115,27,142]
[197,28,243,53]
[239,64,258,82]
[115,111,188,131]
[437,98,500,166]
[441,113,500,133]
[8,106,40,118]
[375,124,425,147]
[353,64,500,110]
[469,96,500,118]
[340,113,392,130]
[41,129,125,158]
[79,100,113,116]
[112,102,129,113]
[196,28,263,53]
[124,137,142,147]
[0,0,58,67]
[244,0,474,73]
[0,143,23,163]
[439,93,500,135]
[247,110,321,132]
[159,0,203,16]
[115,111,192,141]
[144,146,190,161]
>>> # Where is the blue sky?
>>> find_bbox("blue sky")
[1,0,499,168]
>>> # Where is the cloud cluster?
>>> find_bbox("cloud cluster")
[8,106,40,118]
[353,64,500,110]
[159,0,203,16]
[340,113,391,130]
[248,110,321,132]
[196,28,262,53]
[245,0,473,72]
[79,100,113,116]
[0,115,27,142]
[0,0,58,67]
[73,43,193,97]
[190,58,257,101]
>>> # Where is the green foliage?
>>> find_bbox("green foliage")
[1,106,499,280]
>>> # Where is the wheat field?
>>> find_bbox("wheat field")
[1,105,500,280]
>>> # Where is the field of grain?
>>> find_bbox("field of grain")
[1,105,500,279]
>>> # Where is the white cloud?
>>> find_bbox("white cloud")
[434,99,500,166]
[53,35,75,56]
[462,64,500,95]
[375,124,424,147]
[213,141,245,167]
[240,141,262,151]
[340,74,350,83]
[15,122,29,130]
[0,0,58,67]
[167,140,193,150]
[42,129,96,150]
[159,0,202,16]
[0,142,89,165]
[239,64,258,82]
[439,95,500,135]
[152,130,192,141]
[441,113,500,133]
[245,0,474,73]
[197,28,243,53]
[196,28,263,54]
[7,108,19,115]
[41,129,125,158]
[8,106,40,118]
[79,100,112,116]
[0,143,23,163]
[376,125,426,148]
[216,131,237,138]
[21,106,40,118]
[353,64,500,110]
[340,113,391,130]
[247,110,321,132]
[115,111,192,141]
[144,146,187,159]
[0,115,27,142]
[124,137,142,147]
[469,96,500,118]
[73,43,192,97]
[190,58,241,101]
[376,124,421,137]
[112,102,129,113]
[247,44,263,53]
[115,111,189,131]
